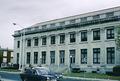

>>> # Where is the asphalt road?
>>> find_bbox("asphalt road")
[0,72,21,81]
[0,72,84,81]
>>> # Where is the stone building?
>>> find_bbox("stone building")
[13,6,120,73]
[0,47,13,67]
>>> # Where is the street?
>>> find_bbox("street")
[0,72,21,81]
[0,72,85,81]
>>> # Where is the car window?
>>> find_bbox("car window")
[25,69,33,74]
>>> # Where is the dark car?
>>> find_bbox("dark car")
[20,67,63,81]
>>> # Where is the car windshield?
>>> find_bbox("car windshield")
[34,67,51,75]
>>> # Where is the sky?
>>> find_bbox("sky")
[0,0,120,49]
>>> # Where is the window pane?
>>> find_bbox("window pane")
[81,49,87,64]
[42,51,46,64]
[34,52,38,64]
[81,31,87,41]
[50,51,55,64]
[60,34,65,44]
[70,50,75,64]
[107,28,114,39]
[93,48,100,64]
[93,30,100,40]
[107,47,115,64]
[70,33,76,43]
[59,50,65,64]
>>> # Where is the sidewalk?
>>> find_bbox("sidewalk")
[64,76,119,81]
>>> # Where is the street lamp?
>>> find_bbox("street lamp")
[13,23,26,71]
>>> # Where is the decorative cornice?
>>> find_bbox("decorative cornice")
[13,16,120,37]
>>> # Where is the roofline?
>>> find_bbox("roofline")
[33,6,120,26]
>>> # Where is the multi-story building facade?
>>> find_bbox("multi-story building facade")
[0,47,13,67]
[13,6,120,73]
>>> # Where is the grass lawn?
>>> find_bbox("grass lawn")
[63,72,120,80]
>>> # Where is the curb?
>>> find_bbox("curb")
[63,76,119,81]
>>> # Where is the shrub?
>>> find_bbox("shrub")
[113,65,120,76]
[106,71,113,76]
[92,71,97,73]
[71,68,80,73]
[1,64,19,70]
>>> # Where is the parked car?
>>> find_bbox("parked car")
[20,67,63,81]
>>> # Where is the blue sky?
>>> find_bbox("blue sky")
[0,0,120,49]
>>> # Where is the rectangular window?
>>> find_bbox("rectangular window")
[106,28,114,39]
[50,23,55,27]
[17,41,20,48]
[3,51,7,57]
[51,36,55,44]
[34,52,38,64]
[3,58,7,63]
[41,51,46,64]
[34,38,38,46]
[27,39,31,47]
[81,31,87,41]
[93,29,100,40]
[69,50,75,64]
[93,48,100,64]
[34,26,39,30]
[26,52,31,64]
[42,25,47,29]
[42,37,47,45]
[60,34,65,44]
[81,17,87,22]
[106,12,114,17]
[93,15,100,20]
[59,50,65,64]
[107,47,115,64]
[50,51,55,64]
[16,53,19,64]
[70,33,76,43]
[60,21,65,26]
[70,19,75,24]
[81,49,87,64]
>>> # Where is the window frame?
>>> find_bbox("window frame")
[51,36,56,44]
[69,50,75,64]
[34,38,39,46]
[106,28,114,39]
[27,39,31,47]
[50,51,55,64]
[81,31,87,41]
[34,52,38,64]
[42,37,47,45]
[60,34,65,44]
[16,53,19,64]
[59,50,65,64]
[81,49,87,64]
[41,51,46,64]
[17,41,20,48]
[107,47,115,64]
[70,33,76,43]
[93,29,100,40]
[93,48,100,64]
[26,52,31,64]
